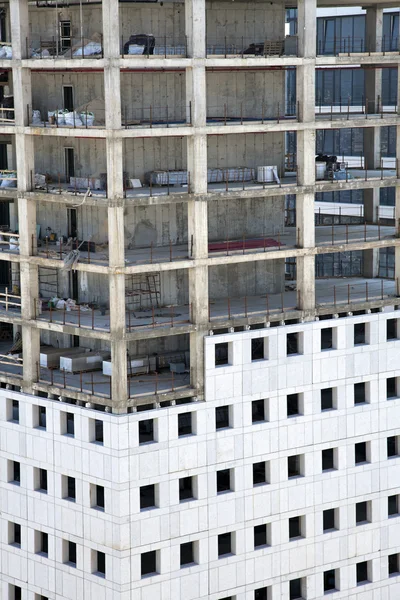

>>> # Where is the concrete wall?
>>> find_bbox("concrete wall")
[34,137,107,183]
[32,73,105,123]
[40,330,109,352]
[125,203,188,248]
[206,1,285,43]
[207,70,286,120]
[123,137,187,183]
[127,332,189,358]
[37,202,68,240]
[121,72,186,123]
[207,133,286,174]
[29,5,102,43]
[208,196,285,241]
[209,258,285,299]
[120,3,185,43]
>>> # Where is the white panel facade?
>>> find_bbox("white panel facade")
[1,310,400,599]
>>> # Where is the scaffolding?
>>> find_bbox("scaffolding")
[125,273,161,312]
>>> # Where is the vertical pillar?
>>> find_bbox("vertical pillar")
[295,0,316,312]
[185,0,208,397]
[102,0,127,412]
[394,123,400,287]
[364,7,383,170]
[11,0,40,390]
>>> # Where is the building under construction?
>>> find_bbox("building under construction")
[0,0,399,599]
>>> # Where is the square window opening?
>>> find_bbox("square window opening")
[139,419,154,444]
[140,484,156,510]
[321,387,334,411]
[252,399,266,423]
[251,337,266,361]
[178,412,193,437]
[321,327,334,350]
[217,469,232,493]
[216,405,230,430]
[322,448,335,471]
[179,476,195,502]
[218,532,233,557]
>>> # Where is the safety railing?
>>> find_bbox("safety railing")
[35,299,111,332]
[315,96,399,119]
[122,104,189,128]
[31,171,107,197]
[121,36,188,58]
[0,289,21,314]
[0,107,15,125]
[316,278,398,309]
[33,234,107,265]
[317,35,399,56]
[206,102,298,124]
[0,231,19,252]
[206,37,295,57]
[27,35,104,59]
[0,354,23,377]
[37,363,112,398]
[127,370,190,399]
[0,170,17,190]
[126,303,192,332]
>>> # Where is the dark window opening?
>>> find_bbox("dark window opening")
[354,323,366,345]
[218,532,232,557]
[388,553,400,575]
[96,551,106,575]
[38,406,46,429]
[139,419,154,444]
[140,484,156,510]
[253,462,267,485]
[95,485,105,509]
[356,501,368,524]
[323,508,336,532]
[387,436,399,457]
[252,399,265,422]
[39,469,47,492]
[289,516,302,539]
[66,476,76,501]
[289,578,303,599]
[321,387,334,410]
[11,399,19,422]
[215,342,229,366]
[40,532,48,555]
[254,588,269,600]
[180,541,195,566]
[324,569,336,592]
[95,419,104,443]
[356,561,369,584]
[12,522,21,546]
[287,332,299,355]
[67,541,77,565]
[355,442,367,464]
[217,469,231,493]
[12,461,20,484]
[178,412,192,436]
[66,412,74,436]
[251,338,265,361]
[254,524,267,548]
[322,448,335,471]
[216,406,230,430]
[321,327,333,350]
[64,147,75,183]
[387,319,397,340]
[179,476,194,501]
[354,382,366,404]
[63,85,74,111]
[288,455,301,478]
[141,550,157,576]
[287,393,300,417]
[387,377,397,399]
[388,495,399,516]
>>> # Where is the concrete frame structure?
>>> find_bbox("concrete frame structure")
[0,0,400,598]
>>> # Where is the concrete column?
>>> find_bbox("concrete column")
[10,0,30,60]
[108,203,128,412]
[185,0,206,58]
[364,7,383,170]
[18,198,40,390]
[295,0,316,313]
[364,188,380,223]
[363,248,380,278]
[394,124,400,286]
[185,0,208,398]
